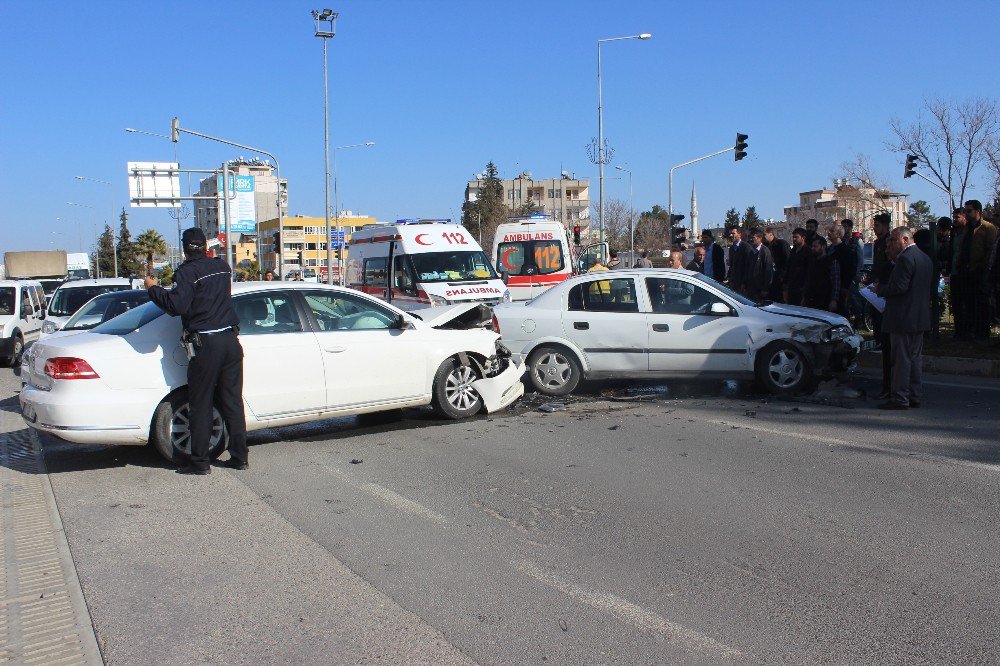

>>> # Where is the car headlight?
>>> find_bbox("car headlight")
[41,321,57,335]
[821,325,851,342]
[428,294,451,307]
[501,289,512,303]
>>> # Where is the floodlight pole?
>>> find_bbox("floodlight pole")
[312,9,338,284]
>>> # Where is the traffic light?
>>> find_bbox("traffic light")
[669,214,686,224]
[735,133,749,161]
[272,232,280,254]
[904,154,918,179]
[171,117,179,143]
[573,225,582,245]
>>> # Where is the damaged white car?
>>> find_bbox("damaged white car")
[20,283,523,462]
[491,268,861,396]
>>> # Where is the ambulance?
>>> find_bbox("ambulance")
[346,219,511,310]
[492,214,607,301]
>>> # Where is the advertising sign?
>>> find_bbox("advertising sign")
[218,174,257,233]
[128,162,180,208]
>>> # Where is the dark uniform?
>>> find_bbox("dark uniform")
[147,228,246,473]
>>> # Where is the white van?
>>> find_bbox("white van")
[346,220,510,310]
[41,278,132,337]
[0,280,45,365]
[492,215,607,301]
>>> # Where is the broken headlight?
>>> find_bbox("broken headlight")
[821,324,852,342]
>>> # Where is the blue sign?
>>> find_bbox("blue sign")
[216,174,256,233]
[329,231,346,241]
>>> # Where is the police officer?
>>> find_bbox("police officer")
[146,227,248,475]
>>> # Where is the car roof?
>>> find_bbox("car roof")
[54,278,131,289]
[231,281,361,294]
[0,280,43,287]
[83,289,148,299]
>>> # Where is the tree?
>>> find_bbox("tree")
[462,162,507,247]
[156,264,175,287]
[724,208,741,229]
[590,198,631,252]
[835,153,896,223]
[888,97,998,210]
[906,200,936,229]
[514,198,540,217]
[94,224,116,277]
[635,205,670,254]
[134,229,168,276]
[116,208,143,277]
[742,206,762,230]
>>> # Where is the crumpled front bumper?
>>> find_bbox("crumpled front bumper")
[472,358,525,413]
[818,333,862,374]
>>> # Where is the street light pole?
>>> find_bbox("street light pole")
[67,201,115,277]
[312,9,338,284]
[615,165,634,264]
[74,175,119,277]
[596,33,651,245]
[333,140,374,285]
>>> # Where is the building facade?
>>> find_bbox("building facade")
[194,157,288,239]
[257,213,378,274]
[784,179,908,238]
[465,173,591,226]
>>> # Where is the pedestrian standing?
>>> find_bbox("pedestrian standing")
[784,228,811,305]
[146,227,248,474]
[827,225,857,316]
[686,246,705,272]
[264,270,276,281]
[763,226,790,302]
[803,236,840,312]
[876,227,933,409]
[667,250,685,270]
[606,249,623,270]
[747,229,775,301]
[961,200,998,342]
[935,218,953,276]
[804,219,819,248]
[727,227,753,295]
[634,250,654,269]
[700,230,726,282]
[869,213,894,399]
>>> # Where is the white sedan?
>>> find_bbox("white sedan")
[491,268,861,396]
[20,283,524,462]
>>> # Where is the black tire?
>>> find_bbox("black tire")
[527,345,582,396]
[755,341,811,396]
[6,334,23,368]
[431,357,483,419]
[149,390,228,463]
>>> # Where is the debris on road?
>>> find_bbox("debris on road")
[349,459,363,465]
[538,402,568,413]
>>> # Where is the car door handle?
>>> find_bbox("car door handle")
[324,346,346,353]
[573,322,589,330]
[652,324,670,332]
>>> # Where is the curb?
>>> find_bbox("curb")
[859,350,1000,379]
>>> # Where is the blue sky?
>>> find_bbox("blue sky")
[1,0,997,254]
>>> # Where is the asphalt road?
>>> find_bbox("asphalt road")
[7,368,1000,664]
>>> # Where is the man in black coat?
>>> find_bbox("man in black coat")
[869,213,894,399]
[763,226,791,302]
[726,227,753,295]
[876,227,933,409]
[747,229,776,301]
[784,227,811,305]
[803,236,840,312]
[699,230,726,282]
[827,225,858,315]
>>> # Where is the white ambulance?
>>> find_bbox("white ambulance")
[492,215,607,301]
[346,219,511,310]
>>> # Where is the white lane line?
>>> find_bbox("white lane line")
[922,379,1000,391]
[710,420,1000,473]
[322,464,448,525]
[515,560,742,660]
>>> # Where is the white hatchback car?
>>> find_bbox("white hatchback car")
[20,283,524,462]
[492,268,861,396]
[42,278,132,338]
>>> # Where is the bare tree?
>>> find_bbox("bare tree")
[590,198,631,252]
[833,153,900,232]
[986,136,1000,201]
[888,97,998,209]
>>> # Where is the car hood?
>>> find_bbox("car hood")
[758,303,849,328]
[409,302,492,330]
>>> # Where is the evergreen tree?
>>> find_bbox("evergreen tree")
[906,200,936,229]
[156,264,175,286]
[742,206,762,230]
[724,208,741,229]
[462,161,507,247]
[116,208,143,277]
[95,224,116,277]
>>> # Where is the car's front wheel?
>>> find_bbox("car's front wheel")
[150,390,228,463]
[527,345,581,396]
[432,357,483,419]
[755,341,811,395]
[4,334,23,368]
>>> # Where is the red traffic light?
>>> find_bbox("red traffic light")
[572,225,582,244]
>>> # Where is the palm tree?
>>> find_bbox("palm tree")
[134,229,168,276]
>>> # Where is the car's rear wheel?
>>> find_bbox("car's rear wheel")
[150,390,228,463]
[432,357,483,419]
[6,334,23,367]
[527,345,581,396]
[755,342,811,395]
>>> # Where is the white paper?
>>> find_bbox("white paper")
[861,284,885,313]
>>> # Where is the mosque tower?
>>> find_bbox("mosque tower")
[690,182,699,237]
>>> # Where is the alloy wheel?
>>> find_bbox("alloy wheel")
[767,349,804,388]
[170,403,224,456]
[445,365,480,412]
[533,352,572,390]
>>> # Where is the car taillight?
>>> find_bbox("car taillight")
[45,357,100,380]
[491,314,501,335]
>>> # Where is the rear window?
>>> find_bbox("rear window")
[49,284,130,317]
[497,240,564,276]
[91,301,165,335]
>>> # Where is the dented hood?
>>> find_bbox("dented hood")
[408,302,492,329]
[759,303,849,328]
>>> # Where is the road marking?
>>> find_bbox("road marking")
[322,464,448,525]
[710,419,1000,473]
[922,379,1000,392]
[515,560,742,660]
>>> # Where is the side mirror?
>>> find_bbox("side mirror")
[390,314,412,330]
[710,302,732,316]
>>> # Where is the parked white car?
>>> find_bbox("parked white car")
[41,278,132,338]
[20,283,524,462]
[492,268,861,396]
[0,280,45,366]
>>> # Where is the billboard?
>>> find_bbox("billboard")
[128,162,180,208]
[218,174,256,233]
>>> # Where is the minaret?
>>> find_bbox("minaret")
[690,182,699,237]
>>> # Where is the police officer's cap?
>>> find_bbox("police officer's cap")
[182,227,207,250]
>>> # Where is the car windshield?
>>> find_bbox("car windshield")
[39,279,64,296]
[497,240,565,276]
[48,285,129,317]
[692,273,756,306]
[90,301,165,335]
[0,288,14,316]
[410,251,498,283]
[63,292,150,331]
